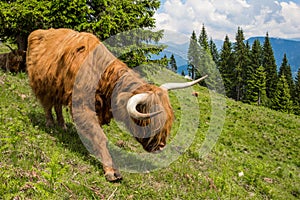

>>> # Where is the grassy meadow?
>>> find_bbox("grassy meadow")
[0,58,299,199]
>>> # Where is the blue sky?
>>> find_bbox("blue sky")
[155,0,300,43]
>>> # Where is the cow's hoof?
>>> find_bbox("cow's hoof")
[105,171,122,182]
[114,170,122,180]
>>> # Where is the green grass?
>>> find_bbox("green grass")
[0,68,299,199]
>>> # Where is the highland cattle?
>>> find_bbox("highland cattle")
[27,28,206,181]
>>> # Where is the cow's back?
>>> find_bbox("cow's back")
[27,28,100,106]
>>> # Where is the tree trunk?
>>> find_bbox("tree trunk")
[16,35,28,51]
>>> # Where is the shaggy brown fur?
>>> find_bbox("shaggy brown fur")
[27,28,174,181]
[96,60,174,152]
[27,28,101,127]
[0,50,26,72]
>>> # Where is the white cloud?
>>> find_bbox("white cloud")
[280,2,300,35]
[155,0,300,43]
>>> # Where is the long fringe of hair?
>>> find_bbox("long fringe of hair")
[96,61,174,151]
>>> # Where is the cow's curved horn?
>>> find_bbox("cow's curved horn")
[127,93,163,120]
[160,75,208,90]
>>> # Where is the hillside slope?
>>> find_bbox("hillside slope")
[0,69,299,199]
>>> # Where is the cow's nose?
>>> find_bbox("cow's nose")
[158,142,166,151]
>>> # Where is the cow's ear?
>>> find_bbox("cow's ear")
[116,92,132,106]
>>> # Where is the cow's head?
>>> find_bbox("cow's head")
[126,85,173,152]
[116,75,208,153]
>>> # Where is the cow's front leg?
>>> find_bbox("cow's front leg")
[72,108,122,181]
[90,128,122,181]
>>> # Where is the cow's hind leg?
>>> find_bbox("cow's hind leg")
[44,105,54,127]
[55,104,66,130]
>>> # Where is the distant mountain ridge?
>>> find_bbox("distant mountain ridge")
[154,37,300,77]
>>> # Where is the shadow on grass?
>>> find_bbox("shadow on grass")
[28,110,159,174]
[28,110,102,170]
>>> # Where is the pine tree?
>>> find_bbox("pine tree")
[169,54,178,72]
[199,24,209,52]
[244,65,267,106]
[161,54,168,66]
[244,39,263,104]
[187,31,200,80]
[209,38,219,65]
[278,54,294,98]
[197,25,218,89]
[181,70,185,76]
[255,66,267,106]
[219,35,234,97]
[188,27,220,91]
[233,27,248,101]
[242,41,252,102]
[251,39,263,69]
[272,75,293,113]
[262,32,278,100]
[294,68,300,115]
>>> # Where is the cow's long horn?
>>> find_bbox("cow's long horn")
[160,75,208,90]
[127,93,163,120]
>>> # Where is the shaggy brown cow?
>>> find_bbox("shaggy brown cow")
[0,50,26,72]
[27,28,207,181]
